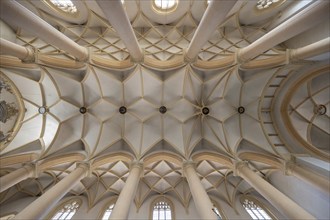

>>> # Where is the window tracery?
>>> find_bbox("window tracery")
[152,0,178,13]
[48,0,77,14]
[151,197,174,220]
[50,199,81,220]
[242,198,273,220]
[256,0,285,10]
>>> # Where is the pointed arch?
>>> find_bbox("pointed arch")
[150,196,175,220]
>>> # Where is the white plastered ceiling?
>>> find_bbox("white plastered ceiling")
[0,0,329,212]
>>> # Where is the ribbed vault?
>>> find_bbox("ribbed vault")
[0,0,329,217]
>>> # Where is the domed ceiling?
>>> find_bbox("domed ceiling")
[0,0,329,212]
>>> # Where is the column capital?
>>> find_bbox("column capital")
[287,48,299,63]
[182,160,195,169]
[130,49,144,63]
[130,161,143,169]
[233,160,249,176]
[129,161,144,177]
[182,160,196,178]
[287,49,310,64]
[22,46,37,63]
[85,47,93,63]
[281,154,296,175]
[283,159,296,176]
[76,161,92,177]
[236,48,246,64]
[183,49,196,64]
[22,162,40,178]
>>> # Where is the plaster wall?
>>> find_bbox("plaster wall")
[269,171,330,220]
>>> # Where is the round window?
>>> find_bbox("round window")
[152,0,178,13]
[256,0,285,10]
[46,0,78,15]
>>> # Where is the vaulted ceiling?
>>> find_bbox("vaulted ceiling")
[0,0,329,211]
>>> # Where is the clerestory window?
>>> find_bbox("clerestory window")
[152,199,174,220]
[152,0,178,13]
[211,200,226,220]
[256,0,285,10]
[101,203,115,220]
[48,0,78,14]
[50,199,81,220]
[242,198,273,220]
[212,206,222,220]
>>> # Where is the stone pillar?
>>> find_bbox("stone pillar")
[236,162,316,220]
[183,162,217,220]
[110,162,143,220]
[0,38,35,62]
[96,0,143,62]
[13,163,88,220]
[238,0,329,62]
[285,162,330,195]
[0,0,88,61]
[0,164,36,193]
[290,37,330,61]
[185,0,237,62]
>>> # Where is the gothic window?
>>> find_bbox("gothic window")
[212,206,222,220]
[101,203,115,220]
[152,0,178,13]
[50,199,81,220]
[211,200,226,220]
[151,198,174,220]
[242,198,273,220]
[256,0,285,10]
[47,0,78,14]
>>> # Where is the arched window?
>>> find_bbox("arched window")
[152,0,178,13]
[241,197,274,220]
[150,197,174,220]
[50,199,81,220]
[212,206,222,220]
[256,0,285,10]
[46,0,78,14]
[211,199,226,220]
[101,203,115,220]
